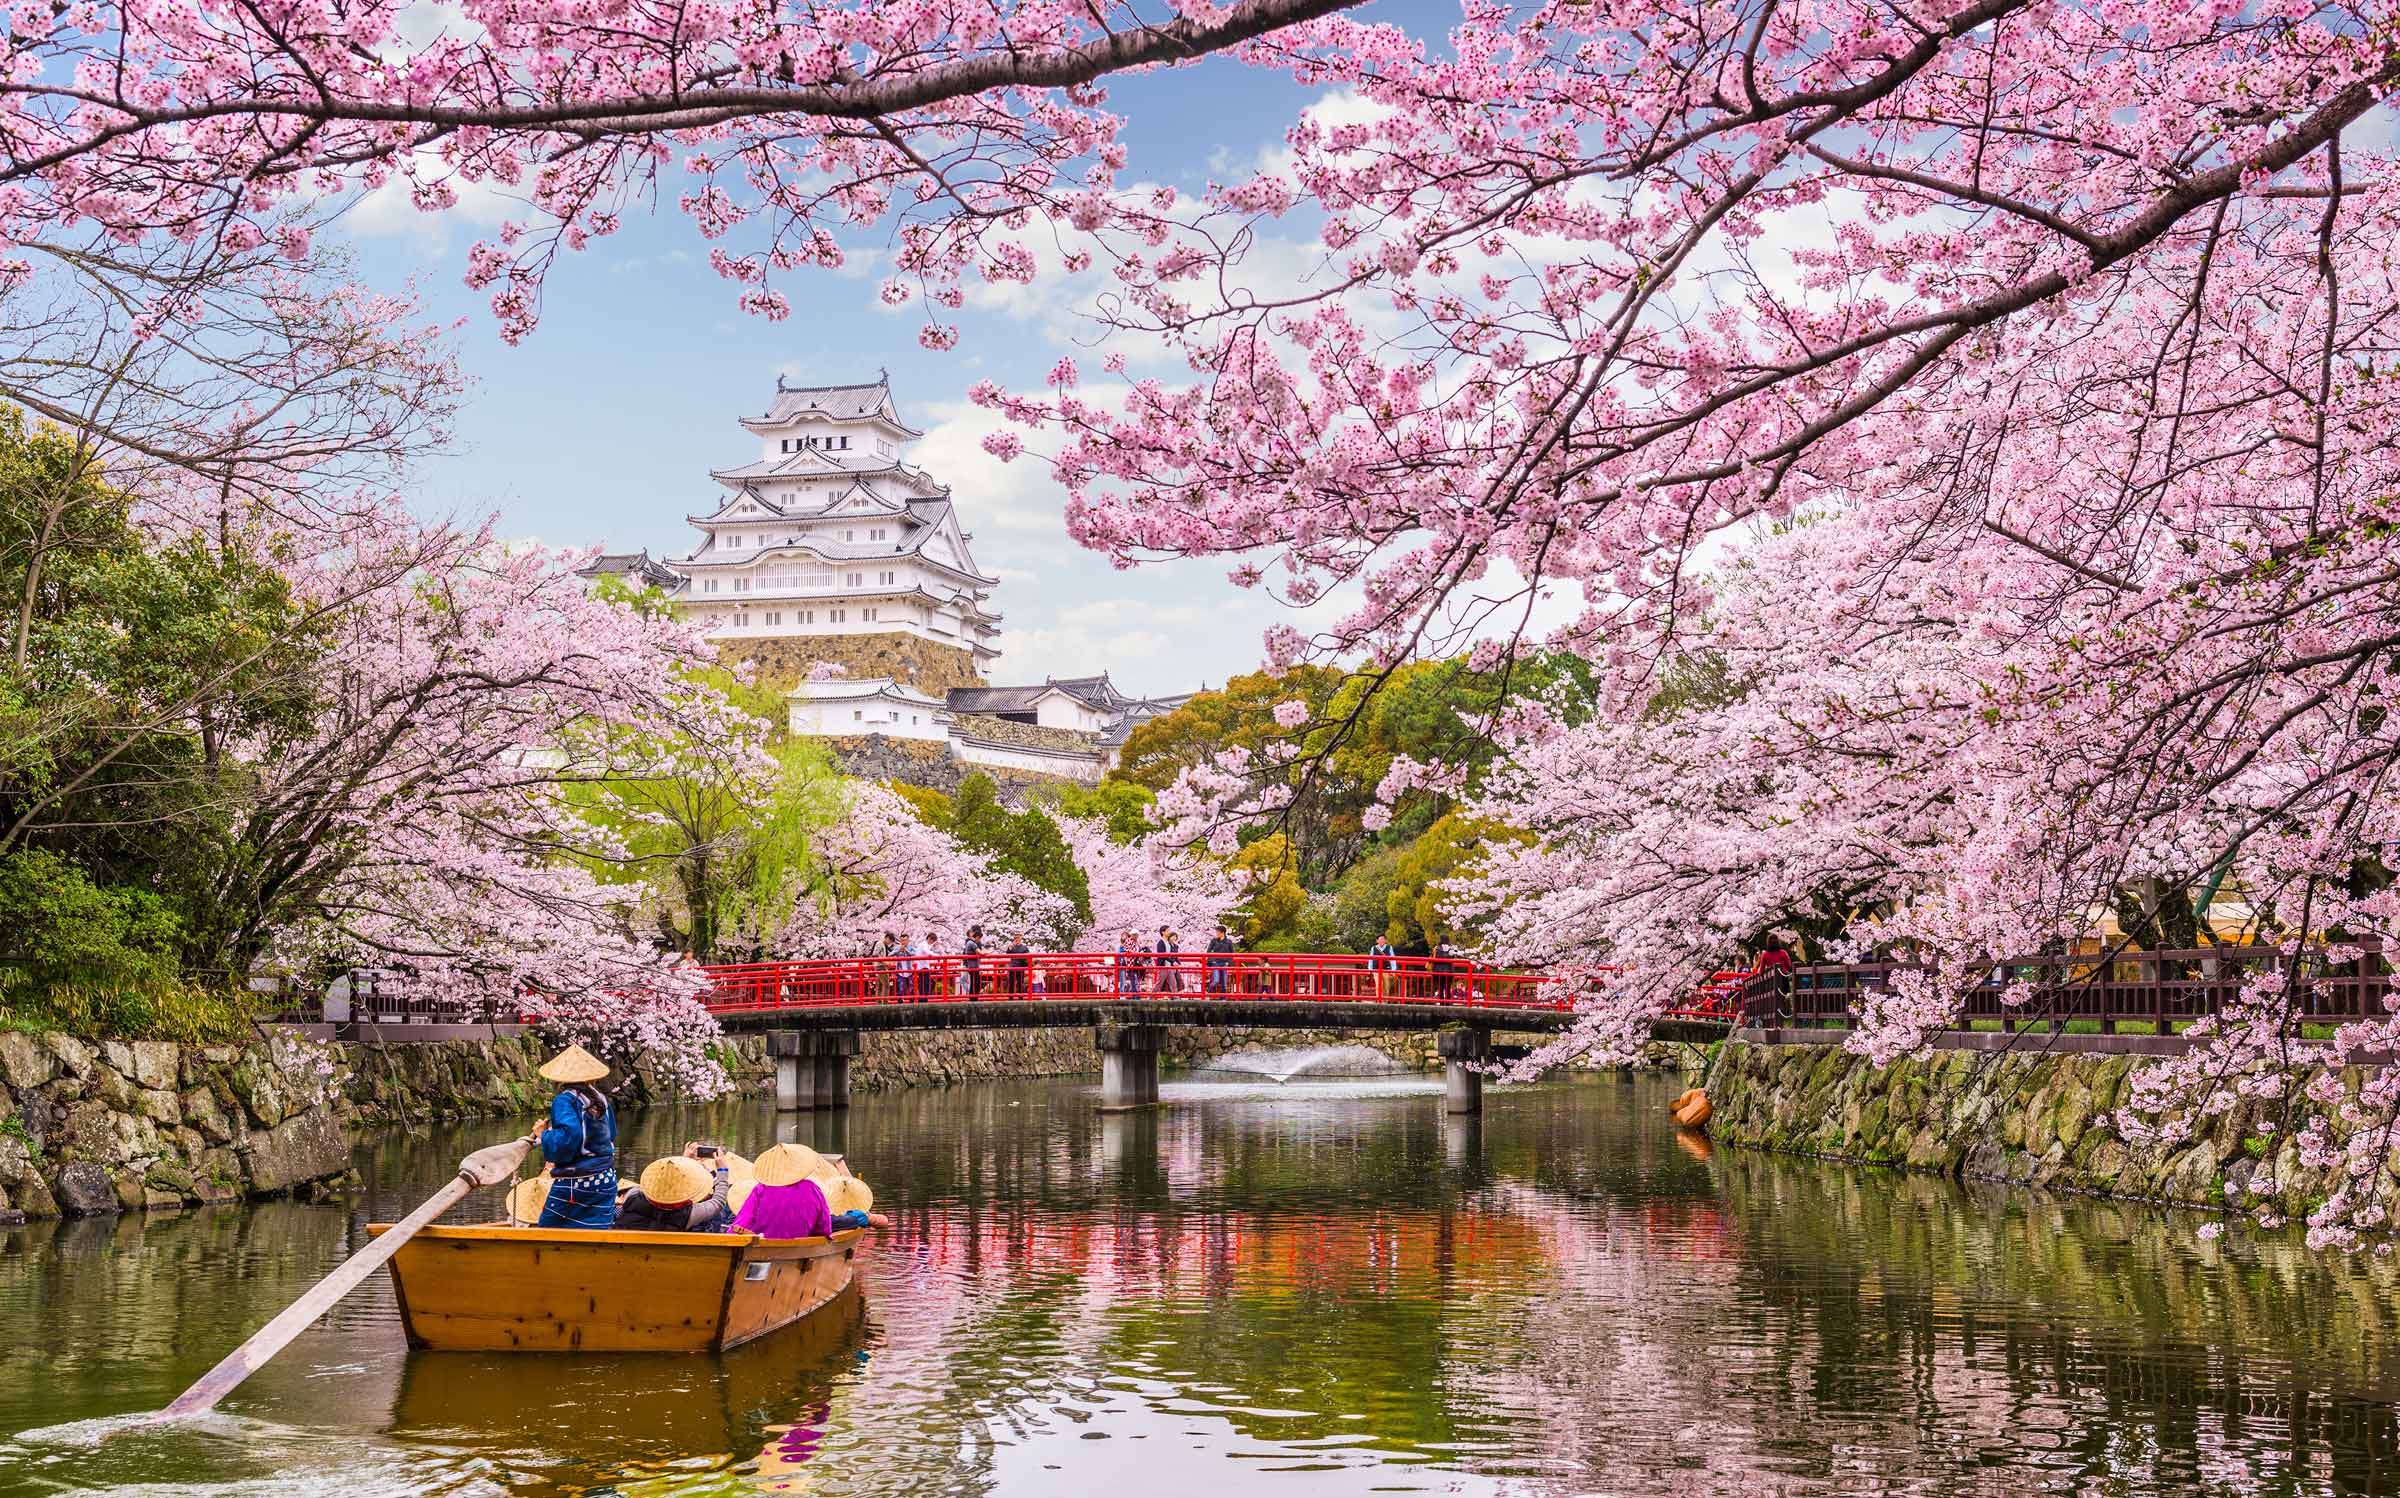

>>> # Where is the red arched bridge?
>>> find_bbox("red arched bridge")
[697,950,1744,1114]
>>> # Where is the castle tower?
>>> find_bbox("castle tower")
[650,372,1001,692]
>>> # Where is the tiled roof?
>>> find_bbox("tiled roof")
[944,684,1062,714]
[751,372,925,435]
[575,549,682,589]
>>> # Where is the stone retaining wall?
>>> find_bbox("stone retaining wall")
[1710,1036,2355,1217]
[820,734,1073,798]
[0,1028,772,1224]
[717,634,983,694]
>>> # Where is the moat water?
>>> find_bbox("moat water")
[3,1071,2399,1495]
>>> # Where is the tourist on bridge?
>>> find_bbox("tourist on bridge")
[875,932,900,999]
[1154,926,1182,992]
[1115,931,1146,995]
[1368,935,1400,998]
[921,931,944,999]
[963,924,985,998]
[525,1044,618,1230]
[1006,932,1031,996]
[1205,925,1236,994]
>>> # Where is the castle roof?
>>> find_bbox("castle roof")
[947,674,1189,727]
[741,371,923,437]
[575,549,682,590]
[706,456,948,494]
[671,497,996,585]
[784,675,946,706]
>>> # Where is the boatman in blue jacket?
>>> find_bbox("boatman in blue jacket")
[527,1044,617,1228]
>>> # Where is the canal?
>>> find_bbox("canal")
[3,1071,2398,1495]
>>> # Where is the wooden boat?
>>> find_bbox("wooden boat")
[367,1222,866,1353]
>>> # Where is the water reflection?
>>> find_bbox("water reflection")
[3,1074,2400,1495]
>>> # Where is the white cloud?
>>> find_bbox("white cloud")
[343,147,528,254]
[909,399,1074,536]
[1003,594,1271,693]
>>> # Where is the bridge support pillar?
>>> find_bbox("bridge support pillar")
[769,1031,814,1112]
[1095,1024,1164,1111]
[1439,1026,1491,1115]
[768,1030,859,1112]
[816,1030,858,1110]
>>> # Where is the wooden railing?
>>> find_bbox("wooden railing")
[1727,946,2395,1035]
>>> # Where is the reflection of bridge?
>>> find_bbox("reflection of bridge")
[701,952,1737,1113]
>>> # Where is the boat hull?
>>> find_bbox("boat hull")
[368,1224,865,1353]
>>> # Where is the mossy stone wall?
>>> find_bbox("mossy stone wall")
[1710,1039,2362,1217]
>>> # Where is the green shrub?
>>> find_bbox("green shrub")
[0,849,249,1042]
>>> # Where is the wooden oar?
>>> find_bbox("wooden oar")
[158,1132,536,1419]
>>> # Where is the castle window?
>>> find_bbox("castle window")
[846,572,862,587]
[830,609,846,623]
[704,580,719,594]
[868,527,886,541]
[841,436,852,450]
[798,610,814,624]
[854,710,863,722]
[765,611,782,625]
[733,612,750,626]
[733,578,749,592]
[844,530,855,542]
[879,570,895,586]
[878,439,894,457]
[862,607,878,622]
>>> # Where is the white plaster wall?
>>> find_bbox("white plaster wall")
[954,738,1103,782]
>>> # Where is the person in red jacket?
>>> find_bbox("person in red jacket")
[1756,933,1797,1018]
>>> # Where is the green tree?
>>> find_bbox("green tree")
[0,405,317,1011]
[947,774,1091,922]
[567,733,843,961]
[1385,814,1529,951]
[1229,833,1312,947]
[1111,654,1593,892]
[1031,778,1157,843]
[1329,845,1408,950]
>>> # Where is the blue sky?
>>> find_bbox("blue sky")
[330,8,1452,698]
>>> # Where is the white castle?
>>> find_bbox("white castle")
[583,373,1184,781]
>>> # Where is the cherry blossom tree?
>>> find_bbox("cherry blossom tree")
[0,0,1353,340]
[1057,814,1242,949]
[18,0,2400,1237]
[204,512,766,1094]
[780,783,1076,955]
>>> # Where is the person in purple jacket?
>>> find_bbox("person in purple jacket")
[733,1144,891,1237]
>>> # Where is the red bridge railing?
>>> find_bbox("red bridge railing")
[697,951,1589,1016]
[697,951,1751,1024]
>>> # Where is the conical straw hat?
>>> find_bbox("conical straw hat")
[727,1178,758,1216]
[751,1141,831,1188]
[638,1155,711,1207]
[817,1174,874,1215]
[719,1150,756,1185]
[537,1043,610,1084]
[507,1174,551,1225]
